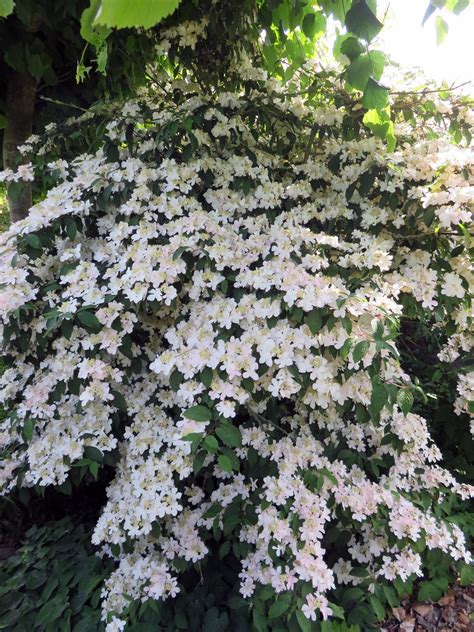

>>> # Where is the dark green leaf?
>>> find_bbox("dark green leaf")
[460,562,474,586]
[22,418,34,441]
[306,309,323,335]
[345,0,383,42]
[174,610,188,630]
[183,405,212,422]
[269,599,290,619]
[193,450,206,475]
[418,581,443,602]
[76,311,101,333]
[396,389,414,416]
[218,455,233,473]
[352,340,370,363]
[215,424,242,448]
[302,11,326,39]
[295,609,312,632]
[35,596,67,626]
[200,367,213,388]
[339,35,364,60]
[368,595,385,621]
[26,234,42,250]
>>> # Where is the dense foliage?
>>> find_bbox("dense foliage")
[0,52,472,630]
[0,518,113,631]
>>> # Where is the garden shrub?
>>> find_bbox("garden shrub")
[0,69,472,631]
[0,518,113,631]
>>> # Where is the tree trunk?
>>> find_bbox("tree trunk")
[3,71,37,222]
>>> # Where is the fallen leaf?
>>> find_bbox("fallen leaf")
[438,595,454,606]
[400,617,416,632]
[412,603,432,617]
[458,611,471,626]
[392,607,406,622]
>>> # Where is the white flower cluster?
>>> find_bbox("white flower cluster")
[0,80,472,628]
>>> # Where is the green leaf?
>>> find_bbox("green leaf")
[301,11,326,39]
[25,50,50,81]
[295,609,312,632]
[172,245,187,260]
[368,595,385,621]
[228,595,247,610]
[417,580,443,602]
[35,596,67,626]
[338,35,364,60]
[174,610,188,630]
[218,455,233,473]
[204,435,219,453]
[460,562,474,586]
[370,376,388,417]
[25,234,42,250]
[328,602,345,619]
[259,586,275,601]
[182,432,203,442]
[346,51,385,91]
[435,15,449,45]
[252,608,268,632]
[352,340,370,363]
[96,43,108,73]
[306,309,323,335]
[88,461,99,478]
[0,0,14,18]
[183,405,212,422]
[76,311,102,333]
[268,599,290,619]
[345,0,383,42]
[81,0,111,48]
[451,0,470,15]
[112,389,127,412]
[382,585,399,608]
[422,2,438,24]
[193,450,206,475]
[22,418,34,441]
[203,502,221,519]
[339,337,353,360]
[61,319,74,340]
[169,369,183,391]
[215,424,242,448]
[363,77,389,109]
[200,367,213,388]
[396,389,414,416]
[96,0,182,29]
[363,108,396,151]
[342,587,365,603]
[65,218,77,241]
[83,446,103,462]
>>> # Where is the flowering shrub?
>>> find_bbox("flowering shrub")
[0,75,472,630]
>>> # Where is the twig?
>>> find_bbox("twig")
[390,81,471,96]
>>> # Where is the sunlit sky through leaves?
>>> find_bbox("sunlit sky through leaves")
[378,0,474,85]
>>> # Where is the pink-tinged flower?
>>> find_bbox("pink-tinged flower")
[302,593,333,621]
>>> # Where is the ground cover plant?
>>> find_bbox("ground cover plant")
[0,518,113,631]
